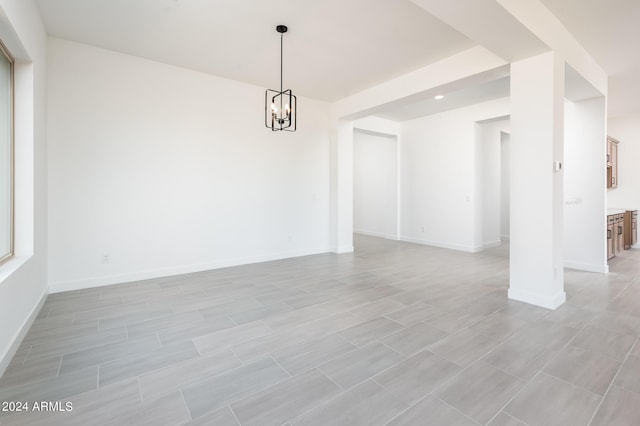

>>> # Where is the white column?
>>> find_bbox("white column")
[509,52,566,309]
[330,120,354,253]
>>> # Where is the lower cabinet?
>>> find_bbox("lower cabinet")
[608,210,637,261]
[625,210,638,249]
[634,211,638,246]
[607,215,615,260]
[616,213,625,255]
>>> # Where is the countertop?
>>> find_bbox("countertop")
[608,208,636,215]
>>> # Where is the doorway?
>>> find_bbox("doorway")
[478,118,510,250]
[353,130,399,240]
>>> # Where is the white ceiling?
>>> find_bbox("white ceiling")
[35,0,475,102]
[541,0,640,118]
[34,0,640,118]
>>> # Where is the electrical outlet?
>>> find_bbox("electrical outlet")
[101,253,110,264]
[421,227,425,233]
[287,235,292,243]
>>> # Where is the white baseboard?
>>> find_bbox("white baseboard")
[354,230,399,240]
[331,245,354,254]
[400,236,481,253]
[354,229,385,238]
[500,234,510,241]
[508,288,566,310]
[564,261,608,274]
[49,247,331,294]
[483,240,502,249]
[0,286,48,378]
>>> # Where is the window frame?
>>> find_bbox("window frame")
[0,38,14,266]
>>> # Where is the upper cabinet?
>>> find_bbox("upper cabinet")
[607,136,619,189]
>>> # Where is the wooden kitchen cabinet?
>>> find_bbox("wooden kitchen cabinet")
[607,215,615,260]
[625,210,638,249]
[633,211,638,246]
[615,213,625,255]
[607,137,619,189]
[608,210,637,261]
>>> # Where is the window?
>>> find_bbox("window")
[0,39,13,265]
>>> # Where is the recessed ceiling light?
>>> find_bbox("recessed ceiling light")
[434,95,444,100]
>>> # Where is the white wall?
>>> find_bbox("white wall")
[564,98,607,272]
[608,115,640,212]
[500,132,510,239]
[0,50,10,257]
[353,116,401,137]
[353,131,398,239]
[47,38,332,292]
[400,97,509,252]
[329,120,354,253]
[0,0,48,376]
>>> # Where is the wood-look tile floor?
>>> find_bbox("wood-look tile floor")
[1,235,640,425]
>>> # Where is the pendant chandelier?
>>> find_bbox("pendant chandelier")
[265,25,297,132]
